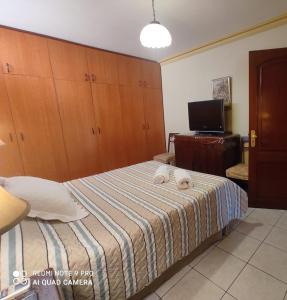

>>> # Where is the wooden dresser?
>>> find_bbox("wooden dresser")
[175,134,241,177]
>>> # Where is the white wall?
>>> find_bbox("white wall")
[161,24,287,138]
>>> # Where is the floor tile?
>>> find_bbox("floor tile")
[156,266,190,297]
[189,245,215,268]
[194,247,245,290]
[242,207,255,219]
[276,212,287,231]
[236,215,273,241]
[250,243,287,283]
[228,265,287,300]
[217,230,260,261]
[265,226,287,252]
[248,208,283,226]
[221,293,236,300]
[144,293,161,300]
[163,269,224,300]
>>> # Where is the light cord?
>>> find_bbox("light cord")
[152,0,156,22]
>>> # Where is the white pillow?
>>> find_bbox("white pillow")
[0,176,89,222]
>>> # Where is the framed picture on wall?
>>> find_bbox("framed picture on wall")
[212,76,232,106]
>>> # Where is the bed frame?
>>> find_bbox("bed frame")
[129,230,223,299]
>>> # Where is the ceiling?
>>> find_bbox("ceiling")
[0,0,286,62]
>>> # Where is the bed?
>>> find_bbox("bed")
[0,161,248,300]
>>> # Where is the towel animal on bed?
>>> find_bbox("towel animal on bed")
[153,166,192,190]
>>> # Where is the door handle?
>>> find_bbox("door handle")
[91,74,96,82]
[98,127,101,134]
[92,128,95,135]
[250,130,257,148]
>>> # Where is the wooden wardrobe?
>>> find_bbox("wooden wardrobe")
[0,27,165,181]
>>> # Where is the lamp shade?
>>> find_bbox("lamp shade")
[0,187,30,235]
[140,21,172,48]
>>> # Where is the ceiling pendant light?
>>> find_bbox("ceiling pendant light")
[140,0,172,48]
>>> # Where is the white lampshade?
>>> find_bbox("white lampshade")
[140,21,172,48]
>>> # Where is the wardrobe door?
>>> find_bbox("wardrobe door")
[0,75,24,176]
[0,28,51,77]
[118,55,142,87]
[48,39,89,81]
[141,61,162,89]
[144,88,166,159]
[55,80,101,179]
[120,86,147,164]
[4,76,69,181]
[91,83,126,171]
[87,49,119,84]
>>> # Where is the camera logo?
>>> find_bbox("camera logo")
[12,270,30,285]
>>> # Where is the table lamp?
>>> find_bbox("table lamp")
[0,139,30,234]
[0,187,30,235]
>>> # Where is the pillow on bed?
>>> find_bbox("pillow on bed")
[0,176,89,222]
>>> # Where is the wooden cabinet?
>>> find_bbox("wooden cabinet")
[0,27,165,180]
[55,80,101,179]
[175,134,241,176]
[87,49,119,84]
[142,61,162,88]
[143,88,166,159]
[4,76,69,181]
[118,55,142,87]
[0,75,24,176]
[92,83,127,170]
[120,86,147,164]
[118,55,162,89]
[48,39,89,81]
[0,28,52,77]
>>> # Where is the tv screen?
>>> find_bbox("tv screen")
[188,99,225,133]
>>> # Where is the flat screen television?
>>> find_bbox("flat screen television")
[188,99,225,133]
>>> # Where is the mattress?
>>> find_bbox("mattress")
[0,161,248,300]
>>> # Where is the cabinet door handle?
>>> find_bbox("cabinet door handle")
[85,73,90,81]
[9,133,13,142]
[20,132,24,141]
[146,122,150,130]
[5,63,11,73]
[92,128,95,135]
[98,127,101,134]
[91,74,96,82]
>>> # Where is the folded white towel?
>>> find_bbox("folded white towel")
[153,165,170,184]
[174,169,192,190]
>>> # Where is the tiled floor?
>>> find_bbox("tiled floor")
[144,208,287,300]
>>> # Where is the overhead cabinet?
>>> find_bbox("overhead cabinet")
[86,49,119,84]
[0,28,51,77]
[48,39,89,81]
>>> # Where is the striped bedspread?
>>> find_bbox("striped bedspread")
[0,161,248,300]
